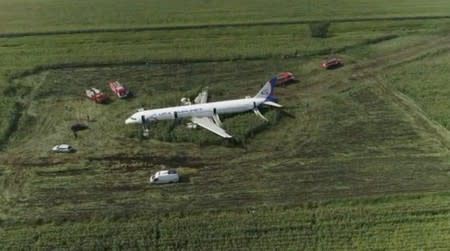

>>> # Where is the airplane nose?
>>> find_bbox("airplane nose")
[125,118,133,124]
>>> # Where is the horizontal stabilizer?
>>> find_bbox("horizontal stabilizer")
[263,101,283,108]
[253,108,268,122]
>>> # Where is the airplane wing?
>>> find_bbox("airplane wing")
[191,116,232,138]
[194,89,208,104]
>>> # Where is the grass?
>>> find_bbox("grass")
[1,20,426,147]
[1,193,449,250]
[0,21,419,75]
[385,54,450,128]
[0,0,450,33]
[1,0,450,249]
[0,98,19,147]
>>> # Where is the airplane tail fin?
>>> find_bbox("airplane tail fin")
[254,77,278,101]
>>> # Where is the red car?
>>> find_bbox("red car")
[321,58,343,69]
[276,72,295,86]
[109,81,129,98]
[85,88,108,104]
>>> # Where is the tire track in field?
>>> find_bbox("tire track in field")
[6,34,399,82]
[0,15,449,38]
[392,90,450,151]
[4,32,449,156]
[344,35,450,151]
[356,35,450,149]
[302,34,450,96]
[2,33,446,152]
[286,33,450,166]
[296,34,450,97]
[350,35,450,74]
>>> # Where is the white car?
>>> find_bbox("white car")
[150,169,179,184]
[52,144,74,153]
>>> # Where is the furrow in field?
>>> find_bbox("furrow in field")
[0,15,449,39]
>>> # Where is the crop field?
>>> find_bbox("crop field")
[1,0,450,250]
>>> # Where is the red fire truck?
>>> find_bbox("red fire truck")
[109,81,129,98]
[85,88,108,104]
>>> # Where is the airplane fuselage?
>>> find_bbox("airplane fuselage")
[125,97,265,124]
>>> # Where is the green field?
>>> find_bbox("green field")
[1,0,450,249]
[0,0,449,33]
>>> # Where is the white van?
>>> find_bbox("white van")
[52,144,75,153]
[150,169,179,184]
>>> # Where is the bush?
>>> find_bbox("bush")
[309,22,331,38]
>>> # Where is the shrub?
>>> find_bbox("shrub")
[309,22,331,38]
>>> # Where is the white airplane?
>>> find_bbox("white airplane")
[125,77,282,138]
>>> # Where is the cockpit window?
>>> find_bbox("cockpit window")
[130,117,137,120]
